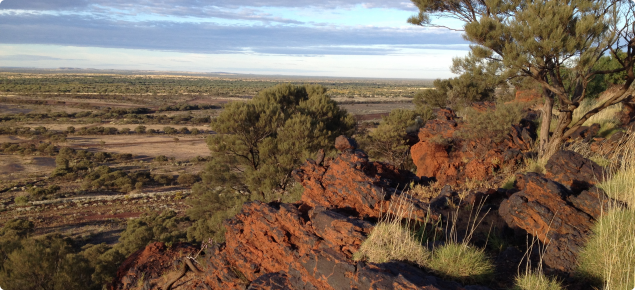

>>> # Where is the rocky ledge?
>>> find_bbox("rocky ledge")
[110,109,617,290]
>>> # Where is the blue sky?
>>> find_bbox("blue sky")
[0,0,469,78]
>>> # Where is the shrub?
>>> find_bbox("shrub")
[186,184,249,243]
[115,210,186,256]
[134,125,146,134]
[154,155,168,162]
[207,83,355,196]
[459,102,526,142]
[163,126,177,134]
[357,109,427,169]
[153,174,173,185]
[0,234,97,290]
[177,173,198,186]
[14,196,29,206]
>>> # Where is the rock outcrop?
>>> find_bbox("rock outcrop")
[111,242,199,290]
[292,141,424,219]
[544,150,605,193]
[498,173,595,272]
[499,151,616,273]
[111,137,483,290]
[410,108,535,185]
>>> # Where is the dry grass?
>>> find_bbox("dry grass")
[428,242,494,284]
[596,130,635,205]
[353,194,430,266]
[522,157,546,174]
[578,209,635,290]
[354,193,494,284]
[564,139,611,167]
[513,271,563,290]
[576,129,635,289]
[408,181,441,201]
[570,97,623,137]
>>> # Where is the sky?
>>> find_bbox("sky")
[0,0,469,78]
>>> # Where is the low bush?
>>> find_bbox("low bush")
[177,173,198,186]
[459,102,526,142]
[357,109,428,169]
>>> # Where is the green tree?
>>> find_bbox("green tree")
[0,235,96,290]
[206,83,354,196]
[187,84,354,242]
[408,0,635,159]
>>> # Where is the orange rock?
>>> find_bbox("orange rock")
[410,109,535,186]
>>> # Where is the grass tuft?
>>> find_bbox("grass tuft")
[353,222,430,266]
[353,194,430,266]
[428,242,494,283]
[513,271,563,290]
[354,193,495,285]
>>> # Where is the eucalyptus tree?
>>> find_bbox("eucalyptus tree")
[409,0,635,158]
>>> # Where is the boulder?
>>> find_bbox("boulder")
[292,146,421,219]
[410,108,535,186]
[110,242,198,290]
[544,150,605,193]
[499,173,597,272]
[334,135,358,151]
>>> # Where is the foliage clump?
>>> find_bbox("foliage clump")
[0,211,187,290]
[459,102,526,142]
[187,84,353,242]
[358,109,428,169]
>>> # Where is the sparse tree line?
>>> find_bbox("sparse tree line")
[12,147,200,203]
[0,74,431,98]
[0,108,212,125]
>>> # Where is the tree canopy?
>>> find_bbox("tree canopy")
[187,84,355,242]
[409,0,635,158]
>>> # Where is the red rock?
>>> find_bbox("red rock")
[513,89,542,103]
[112,201,477,290]
[110,242,198,290]
[334,135,357,151]
[292,148,423,219]
[544,150,605,193]
[499,173,595,272]
[410,109,533,185]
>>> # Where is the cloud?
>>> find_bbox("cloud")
[0,0,87,10]
[0,0,415,12]
[252,46,397,55]
[0,13,466,55]
[0,54,82,61]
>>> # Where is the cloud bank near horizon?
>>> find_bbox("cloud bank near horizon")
[0,0,468,78]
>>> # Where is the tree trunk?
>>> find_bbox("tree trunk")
[542,109,573,161]
[538,94,554,158]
